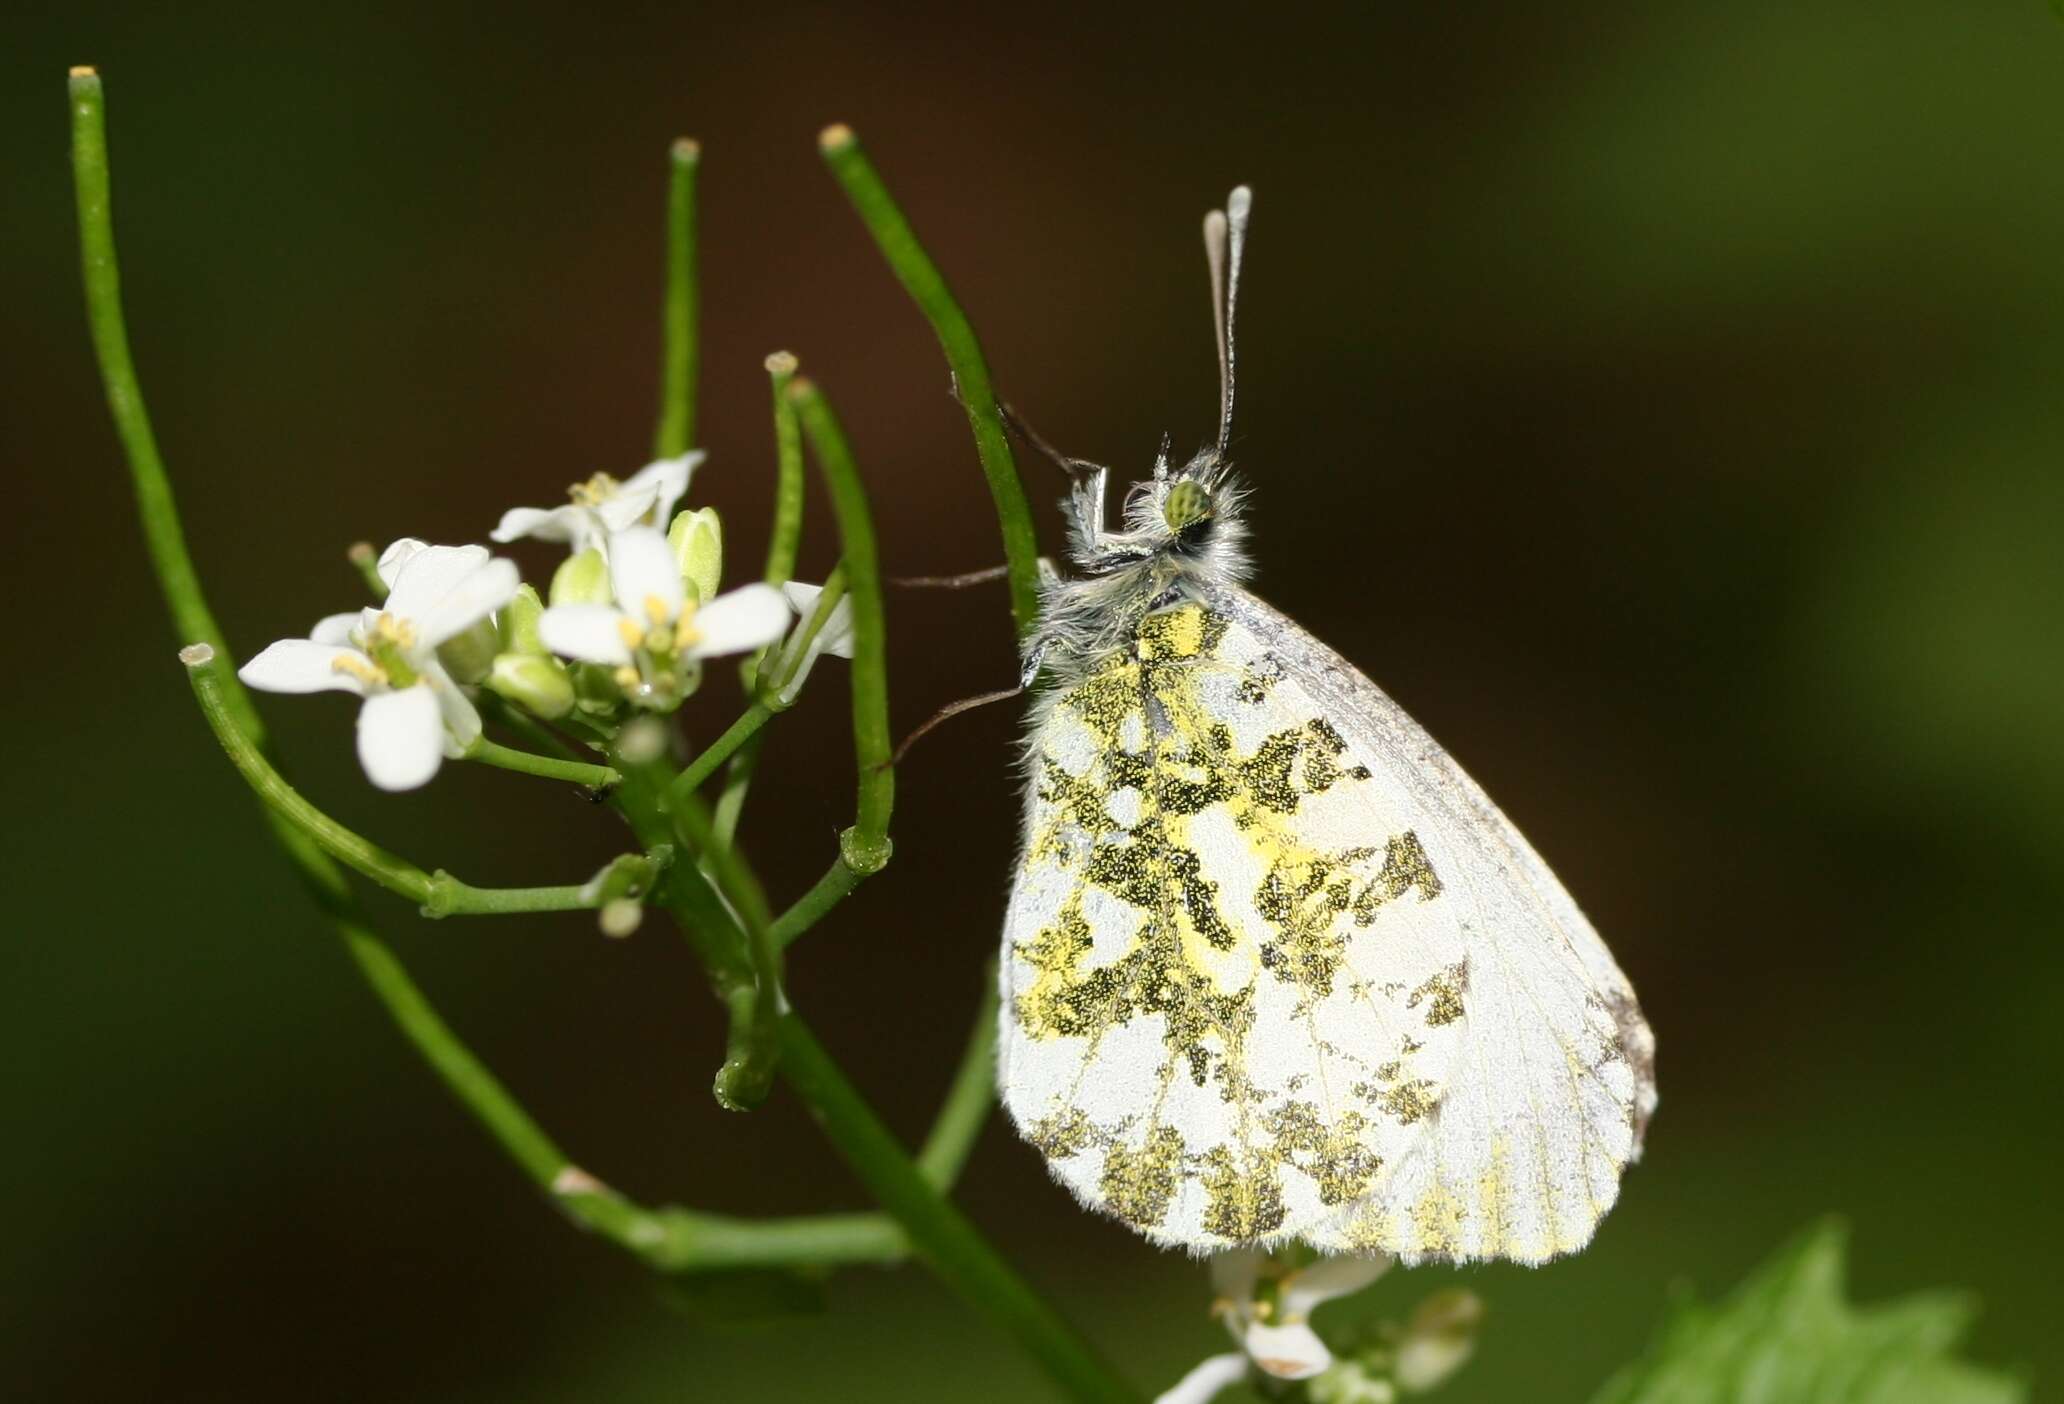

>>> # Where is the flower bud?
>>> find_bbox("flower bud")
[550,547,612,606]
[485,652,575,719]
[598,898,644,938]
[437,618,501,685]
[667,506,723,605]
[1309,1362,1397,1404]
[1391,1290,1482,1393]
[500,583,548,656]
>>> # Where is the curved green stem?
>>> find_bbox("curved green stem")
[465,735,618,790]
[789,377,894,872]
[476,690,588,765]
[769,857,863,950]
[710,730,764,848]
[72,69,256,736]
[672,792,785,1110]
[776,1013,1134,1403]
[654,137,699,458]
[917,960,999,1188]
[184,648,622,918]
[182,646,435,905]
[818,125,1041,640]
[670,700,774,803]
[73,69,750,1281]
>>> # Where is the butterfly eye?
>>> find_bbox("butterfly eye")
[1163,480,1214,532]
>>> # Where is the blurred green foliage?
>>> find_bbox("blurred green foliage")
[1593,1222,2022,1404]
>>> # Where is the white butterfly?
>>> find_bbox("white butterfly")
[997,188,1655,1264]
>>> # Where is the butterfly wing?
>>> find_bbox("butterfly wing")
[998,593,1653,1264]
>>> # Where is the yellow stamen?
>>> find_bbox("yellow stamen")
[331,654,388,687]
[643,593,671,629]
[612,665,641,690]
[371,612,417,649]
[672,599,703,651]
[616,616,647,651]
[567,471,620,507]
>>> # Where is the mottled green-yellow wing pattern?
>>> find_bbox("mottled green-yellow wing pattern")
[998,595,1653,1263]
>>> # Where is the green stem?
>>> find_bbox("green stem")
[818,125,1041,640]
[776,1013,1135,1403]
[184,648,620,919]
[181,646,433,906]
[789,378,894,872]
[612,744,1132,1399]
[670,701,773,802]
[465,735,619,790]
[916,960,999,1188]
[710,729,764,848]
[78,68,971,1302]
[347,541,385,597]
[476,690,589,765]
[719,352,810,840]
[761,351,806,586]
[654,137,699,458]
[672,791,785,1110]
[769,857,862,950]
[72,69,256,738]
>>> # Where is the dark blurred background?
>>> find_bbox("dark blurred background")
[6,2,2061,1399]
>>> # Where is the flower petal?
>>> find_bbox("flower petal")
[356,685,445,790]
[426,665,482,755]
[1151,1354,1248,1404]
[596,480,663,534]
[310,612,361,646]
[1240,1322,1332,1382]
[538,604,634,665]
[626,451,701,525]
[413,557,520,648]
[782,581,855,659]
[376,538,428,589]
[1207,1249,1265,1303]
[385,543,491,620]
[239,638,371,695]
[491,505,582,545]
[690,583,790,658]
[1280,1254,1391,1319]
[607,526,684,619]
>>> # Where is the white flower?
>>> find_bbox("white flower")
[1153,1251,1393,1403]
[770,580,856,706]
[1152,1354,1248,1404]
[537,526,788,711]
[239,543,519,790]
[490,453,702,554]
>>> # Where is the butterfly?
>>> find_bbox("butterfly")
[997,188,1655,1264]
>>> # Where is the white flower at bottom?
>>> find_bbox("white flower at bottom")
[490,453,702,554]
[238,543,519,790]
[1152,1250,1393,1403]
[536,526,788,711]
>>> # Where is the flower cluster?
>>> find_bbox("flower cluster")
[239,455,842,790]
[1155,1251,1480,1404]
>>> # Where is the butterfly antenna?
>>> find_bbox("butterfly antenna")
[1206,186,1252,462]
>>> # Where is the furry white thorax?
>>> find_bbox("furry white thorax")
[1022,447,1253,727]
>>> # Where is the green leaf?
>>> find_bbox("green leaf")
[1591,1220,2024,1404]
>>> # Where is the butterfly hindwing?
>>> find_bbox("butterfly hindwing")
[999,592,1654,1264]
